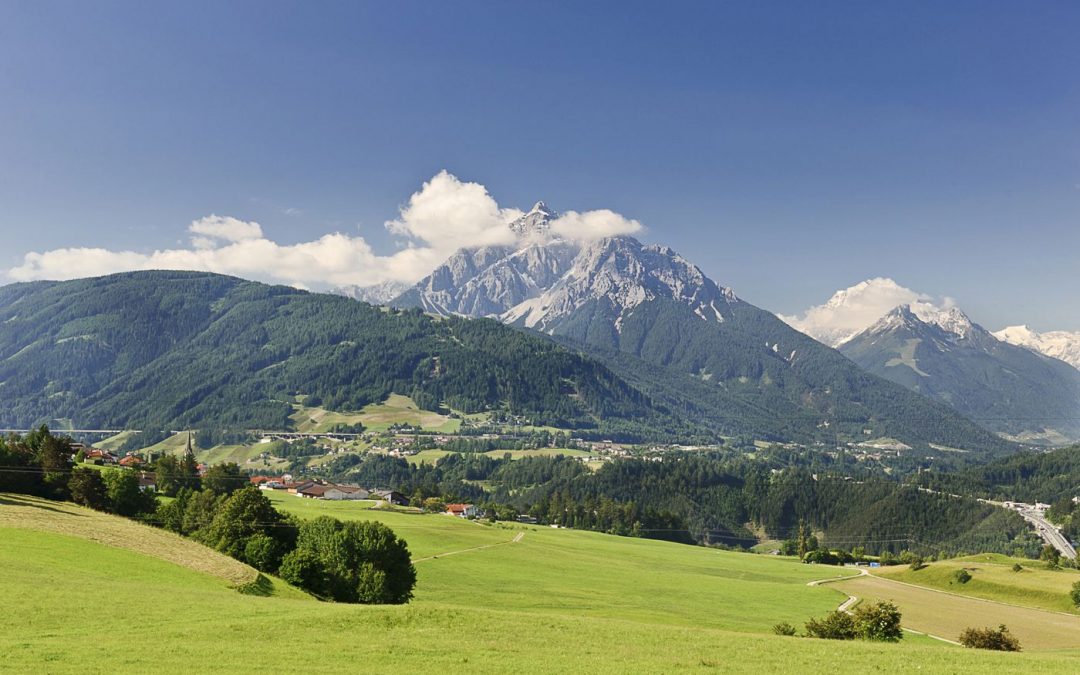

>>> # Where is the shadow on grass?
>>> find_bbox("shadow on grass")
[235,573,275,597]
[0,493,87,516]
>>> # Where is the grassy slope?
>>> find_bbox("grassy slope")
[874,554,1080,614]
[4,493,1080,672]
[0,493,302,596]
[292,394,462,433]
[834,572,1080,650]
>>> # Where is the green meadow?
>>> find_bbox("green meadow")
[874,553,1080,614]
[4,492,1080,672]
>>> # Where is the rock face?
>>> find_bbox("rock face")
[994,325,1080,371]
[337,280,410,305]
[390,208,1016,453]
[840,304,1080,443]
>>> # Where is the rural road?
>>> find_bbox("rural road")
[807,567,962,644]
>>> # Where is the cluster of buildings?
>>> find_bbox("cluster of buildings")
[249,476,409,505]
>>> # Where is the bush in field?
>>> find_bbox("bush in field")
[853,601,903,642]
[959,625,1021,651]
[802,602,903,642]
[772,622,797,636]
[805,611,857,640]
[953,569,972,584]
[1011,563,1023,572]
[1070,581,1080,608]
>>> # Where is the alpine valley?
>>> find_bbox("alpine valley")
[389,203,1013,455]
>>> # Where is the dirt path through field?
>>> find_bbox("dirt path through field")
[411,530,525,563]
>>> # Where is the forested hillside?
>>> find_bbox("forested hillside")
[329,452,1040,557]
[551,298,1016,455]
[916,444,1080,504]
[0,272,697,439]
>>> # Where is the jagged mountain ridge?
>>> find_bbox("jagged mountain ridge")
[840,304,1080,444]
[391,209,1015,454]
[994,325,1080,371]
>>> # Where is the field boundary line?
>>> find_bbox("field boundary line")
[412,531,525,563]
[868,570,1080,619]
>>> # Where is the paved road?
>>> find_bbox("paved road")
[1017,507,1077,559]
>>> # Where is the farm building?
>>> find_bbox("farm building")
[446,503,478,518]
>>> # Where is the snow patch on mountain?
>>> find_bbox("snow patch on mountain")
[994,325,1080,370]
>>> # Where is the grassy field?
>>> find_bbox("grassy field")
[5,493,1080,672]
[293,394,462,433]
[833,571,1080,650]
[93,430,139,451]
[0,493,299,595]
[874,554,1080,614]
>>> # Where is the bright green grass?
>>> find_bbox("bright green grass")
[406,449,455,465]
[266,491,508,559]
[875,554,1080,614]
[139,431,192,456]
[93,430,138,451]
[295,393,462,433]
[268,491,861,632]
[5,500,1080,672]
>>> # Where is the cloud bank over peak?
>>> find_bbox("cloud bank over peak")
[780,277,957,347]
[6,171,646,289]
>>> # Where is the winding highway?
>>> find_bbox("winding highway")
[1014,505,1077,560]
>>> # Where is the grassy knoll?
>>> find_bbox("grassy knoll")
[139,431,193,456]
[834,572,1080,650]
[0,493,298,596]
[293,394,461,433]
[874,554,1080,614]
[4,494,1080,672]
[93,430,139,451]
[356,393,461,432]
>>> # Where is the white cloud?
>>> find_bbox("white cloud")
[189,215,263,243]
[385,170,521,250]
[780,278,955,347]
[6,170,647,289]
[550,209,643,240]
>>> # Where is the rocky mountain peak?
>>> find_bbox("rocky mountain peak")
[509,201,557,240]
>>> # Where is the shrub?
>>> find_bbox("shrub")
[772,622,797,636]
[1011,563,1023,572]
[953,569,972,584]
[805,611,857,640]
[909,558,926,571]
[853,601,903,642]
[958,625,1021,651]
[1070,581,1080,608]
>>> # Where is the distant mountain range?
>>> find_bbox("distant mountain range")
[994,325,1080,371]
[383,203,1013,454]
[838,304,1080,444]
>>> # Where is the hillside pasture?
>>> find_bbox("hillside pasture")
[5,494,1080,672]
[834,572,1080,650]
[875,554,1080,614]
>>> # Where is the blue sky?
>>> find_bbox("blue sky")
[1,1,1078,330]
